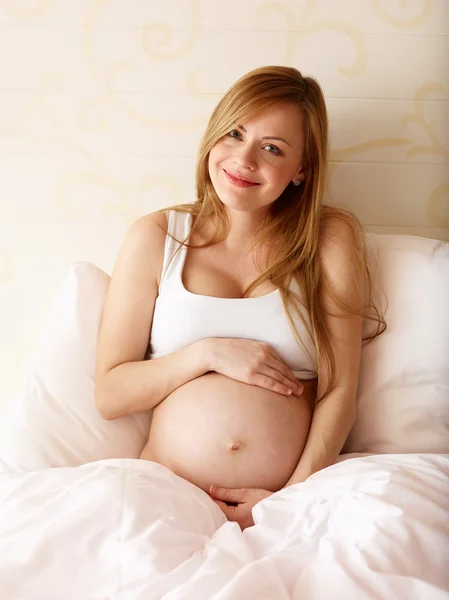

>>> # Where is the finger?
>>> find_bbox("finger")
[218,501,253,529]
[212,498,236,520]
[268,349,300,381]
[250,373,295,396]
[267,351,304,395]
[249,372,302,396]
[263,364,304,397]
[267,347,296,377]
[209,485,247,503]
[260,343,302,393]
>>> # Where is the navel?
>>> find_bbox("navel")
[227,440,246,452]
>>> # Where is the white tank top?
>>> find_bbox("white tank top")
[149,210,318,380]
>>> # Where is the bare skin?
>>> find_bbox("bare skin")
[138,200,317,494]
[95,102,363,529]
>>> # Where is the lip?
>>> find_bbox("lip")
[223,169,260,188]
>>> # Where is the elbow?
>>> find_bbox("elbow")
[95,395,116,421]
[94,376,118,421]
[96,403,116,421]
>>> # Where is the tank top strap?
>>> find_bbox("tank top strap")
[159,210,192,289]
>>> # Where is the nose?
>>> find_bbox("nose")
[233,142,257,170]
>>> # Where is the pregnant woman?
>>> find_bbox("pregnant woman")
[94,66,385,529]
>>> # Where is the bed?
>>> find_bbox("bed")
[0,233,448,599]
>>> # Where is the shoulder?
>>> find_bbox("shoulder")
[318,207,362,263]
[121,210,169,254]
[127,210,168,239]
[318,207,364,296]
[319,207,361,250]
[113,211,170,286]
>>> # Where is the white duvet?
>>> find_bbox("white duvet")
[1,454,448,600]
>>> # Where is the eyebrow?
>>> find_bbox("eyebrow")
[238,124,292,147]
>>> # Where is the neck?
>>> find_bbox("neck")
[222,207,268,253]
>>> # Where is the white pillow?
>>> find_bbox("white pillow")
[343,234,449,455]
[0,262,151,472]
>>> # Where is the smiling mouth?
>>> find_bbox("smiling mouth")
[223,169,260,188]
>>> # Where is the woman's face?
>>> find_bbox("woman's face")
[208,102,305,214]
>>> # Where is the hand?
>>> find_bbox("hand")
[208,485,274,530]
[205,338,304,397]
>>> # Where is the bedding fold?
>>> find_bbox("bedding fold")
[0,454,448,599]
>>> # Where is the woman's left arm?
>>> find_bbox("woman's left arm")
[284,215,364,486]
[208,216,365,527]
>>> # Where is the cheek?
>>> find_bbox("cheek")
[209,143,227,166]
[208,149,224,191]
[266,163,293,188]
[208,146,222,176]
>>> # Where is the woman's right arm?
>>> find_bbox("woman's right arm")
[94,212,211,420]
[95,212,304,420]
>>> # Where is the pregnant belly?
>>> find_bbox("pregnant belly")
[140,372,316,493]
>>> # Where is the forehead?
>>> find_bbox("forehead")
[239,102,304,135]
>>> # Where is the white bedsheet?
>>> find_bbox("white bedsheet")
[0,454,448,600]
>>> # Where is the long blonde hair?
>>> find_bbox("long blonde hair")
[164,66,386,401]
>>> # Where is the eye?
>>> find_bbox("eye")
[226,129,242,139]
[263,144,283,156]
[225,130,283,156]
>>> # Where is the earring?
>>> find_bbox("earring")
[293,179,302,187]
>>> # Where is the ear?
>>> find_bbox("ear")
[291,164,304,185]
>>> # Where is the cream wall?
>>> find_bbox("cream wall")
[0,0,448,414]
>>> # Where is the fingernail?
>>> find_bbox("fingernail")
[286,389,292,395]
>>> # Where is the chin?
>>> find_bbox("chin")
[215,191,256,212]
[222,198,273,216]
